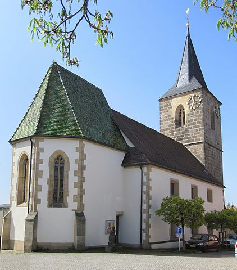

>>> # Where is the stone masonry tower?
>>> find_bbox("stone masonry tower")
[159,27,223,184]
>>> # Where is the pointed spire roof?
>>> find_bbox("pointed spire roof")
[10,62,127,151]
[161,26,208,99]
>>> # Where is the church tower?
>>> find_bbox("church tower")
[159,27,223,184]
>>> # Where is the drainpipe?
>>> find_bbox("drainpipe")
[28,138,34,214]
[140,166,144,248]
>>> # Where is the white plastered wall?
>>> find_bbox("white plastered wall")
[10,140,31,241]
[149,167,224,248]
[84,141,126,246]
[37,138,78,243]
[120,167,141,245]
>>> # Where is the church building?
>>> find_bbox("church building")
[1,27,224,251]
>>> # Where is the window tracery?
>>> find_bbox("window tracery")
[48,150,69,208]
[17,154,29,205]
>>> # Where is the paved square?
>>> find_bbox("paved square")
[0,251,237,270]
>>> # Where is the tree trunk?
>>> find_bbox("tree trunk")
[220,225,223,248]
[182,224,185,250]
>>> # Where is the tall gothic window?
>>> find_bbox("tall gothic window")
[53,156,64,206]
[48,150,69,208]
[17,154,29,205]
[175,105,185,128]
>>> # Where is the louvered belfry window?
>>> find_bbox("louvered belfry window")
[53,155,64,205]
[175,105,185,128]
[178,107,185,127]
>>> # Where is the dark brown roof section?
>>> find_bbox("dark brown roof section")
[112,110,223,187]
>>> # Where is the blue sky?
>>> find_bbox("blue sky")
[0,1,236,205]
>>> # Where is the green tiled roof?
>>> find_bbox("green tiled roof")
[10,62,127,151]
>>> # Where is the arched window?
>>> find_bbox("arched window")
[175,105,185,128]
[53,155,64,205]
[210,107,215,130]
[17,154,29,205]
[48,150,70,208]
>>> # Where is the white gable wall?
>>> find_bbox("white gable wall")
[120,132,134,147]
[149,166,224,247]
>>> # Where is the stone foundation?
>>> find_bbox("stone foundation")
[36,242,74,251]
[74,211,86,250]
[24,212,38,252]
[10,240,25,251]
[1,211,11,250]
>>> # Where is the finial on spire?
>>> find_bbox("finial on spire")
[186,8,190,28]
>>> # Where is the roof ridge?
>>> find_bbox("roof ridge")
[10,64,52,142]
[112,109,185,146]
[55,62,103,93]
[35,63,57,135]
[112,109,156,132]
[55,63,83,136]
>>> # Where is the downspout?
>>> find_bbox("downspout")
[28,138,34,214]
[140,166,144,248]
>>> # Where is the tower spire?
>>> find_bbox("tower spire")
[160,21,208,99]
[176,25,207,89]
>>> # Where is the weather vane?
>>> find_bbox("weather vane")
[186,8,190,27]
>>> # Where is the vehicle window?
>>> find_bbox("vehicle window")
[209,236,214,241]
[191,234,204,240]
[229,235,237,240]
[191,234,209,240]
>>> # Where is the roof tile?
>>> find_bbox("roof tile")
[10,63,127,151]
[112,110,223,187]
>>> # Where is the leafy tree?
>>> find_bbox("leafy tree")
[194,0,237,41]
[204,210,218,231]
[21,1,237,67]
[21,0,113,66]
[225,207,237,234]
[204,208,237,245]
[186,197,206,229]
[205,210,229,239]
[155,196,205,249]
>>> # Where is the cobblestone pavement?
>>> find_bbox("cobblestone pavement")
[0,251,236,270]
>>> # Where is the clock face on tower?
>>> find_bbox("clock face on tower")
[187,94,202,110]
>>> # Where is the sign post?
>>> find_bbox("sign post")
[235,242,237,258]
[176,226,182,251]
